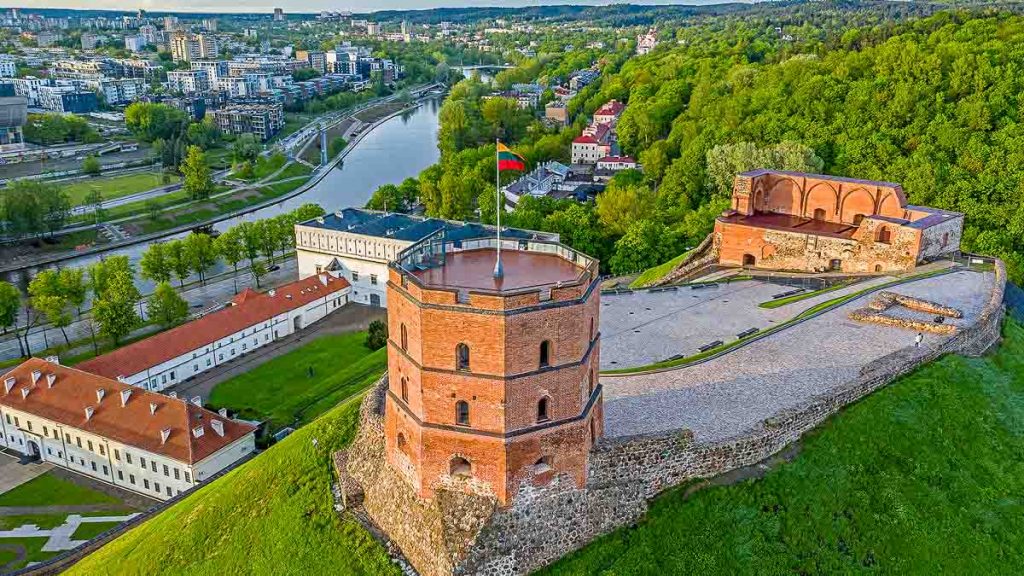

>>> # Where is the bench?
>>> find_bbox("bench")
[698,340,724,353]
[736,328,759,338]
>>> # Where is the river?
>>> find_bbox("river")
[2,97,443,292]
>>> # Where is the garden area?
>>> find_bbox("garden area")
[62,172,179,207]
[0,470,141,571]
[208,331,387,432]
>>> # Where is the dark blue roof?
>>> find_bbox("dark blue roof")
[300,208,554,243]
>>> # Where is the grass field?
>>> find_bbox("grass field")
[62,172,178,206]
[0,472,119,507]
[545,319,1024,575]
[208,331,387,431]
[629,249,694,289]
[65,393,397,576]
[70,521,122,541]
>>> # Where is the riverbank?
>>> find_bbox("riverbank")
[0,85,442,276]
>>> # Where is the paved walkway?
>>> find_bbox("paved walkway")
[0,453,52,496]
[601,269,996,441]
[164,303,385,403]
[600,276,894,369]
[0,512,139,552]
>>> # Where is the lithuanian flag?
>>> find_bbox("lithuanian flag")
[497,142,526,172]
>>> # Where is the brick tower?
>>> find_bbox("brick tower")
[384,231,602,506]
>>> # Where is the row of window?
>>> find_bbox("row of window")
[113,449,192,483]
[351,271,378,285]
[450,397,549,427]
[398,319,596,372]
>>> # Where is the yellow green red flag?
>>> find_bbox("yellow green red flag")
[497,141,526,171]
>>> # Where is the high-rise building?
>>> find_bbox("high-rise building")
[273,8,284,21]
[124,35,145,53]
[170,32,218,62]
[202,18,218,32]
[383,230,603,506]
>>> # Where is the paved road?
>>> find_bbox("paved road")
[165,303,385,404]
[0,257,300,362]
[601,269,996,441]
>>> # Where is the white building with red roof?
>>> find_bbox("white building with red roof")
[593,99,625,126]
[78,273,350,393]
[0,358,257,500]
[571,134,612,164]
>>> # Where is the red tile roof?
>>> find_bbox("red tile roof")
[1,358,255,464]
[78,274,350,380]
[573,135,599,145]
[595,100,625,117]
[598,156,636,164]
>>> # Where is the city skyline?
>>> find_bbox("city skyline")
[6,0,735,15]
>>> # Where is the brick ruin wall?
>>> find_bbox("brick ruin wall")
[340,262,1007,576]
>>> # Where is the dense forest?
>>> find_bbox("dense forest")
[365,6,1024,281]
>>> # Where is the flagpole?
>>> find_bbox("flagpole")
[494,138,503,279]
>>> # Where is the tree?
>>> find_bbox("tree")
[184,232,219,285]
[148,282,189,328]
[1,180,44,238]
[58,268,87,318]
[84,188,105,225]
[595,179,657,237]
[92,272,142,346]
[236,221,262,265]
[231,133,261,164]
[0,282,20,336]
[181,145,214,201]
[250,260,267,289]
[255,220,278,264]
[38,184,70,237]
[215,229,245,294]
[124,102,188,142]
[82,155,101,176]
[609,220,679,276]
[365,319,388,350]
[88,256,134,299]
[28,269,72,345]
[164,239,192,287]
[140,242,173,284]
[290,203,326,222]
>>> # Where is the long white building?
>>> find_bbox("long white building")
[0,358,257,501]
[294,208,555,307]
[78,273,350,392]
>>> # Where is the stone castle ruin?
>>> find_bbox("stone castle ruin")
[336,173,1006,576]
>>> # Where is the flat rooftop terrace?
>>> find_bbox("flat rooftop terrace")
[719,212,859,239]
[410,248,585,292]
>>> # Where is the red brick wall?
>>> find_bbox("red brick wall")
[384,268,602,506]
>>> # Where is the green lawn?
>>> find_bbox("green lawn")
[545,319,1024,575]
[208,331,387,431]
[268,162,313,182]
[629,249,694,289]
[757,280,856,309]
[0,536,57,569]
[65,393,396,576]
[0,472,118,507]
[63,172,178,206]
[70,521,122,541]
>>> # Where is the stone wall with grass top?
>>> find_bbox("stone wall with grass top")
[337,261,1007,576]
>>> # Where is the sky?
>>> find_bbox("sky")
[5,0,733,16]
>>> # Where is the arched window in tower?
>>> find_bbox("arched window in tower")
[455,400,470,426]
[537,397,550,422]
[400,324,408,351]
[813,208,826,221]
[400,377,408,402]
[876,226,891,244]
[456,343,470,371]
[450,456,472,477]
[589,318,595,342]
[539,340,551,368]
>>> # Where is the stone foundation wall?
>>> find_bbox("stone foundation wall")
[651,234,719,287]
[341,262,1006,576]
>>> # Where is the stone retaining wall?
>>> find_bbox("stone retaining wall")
[649,234,719,287]
[340,262,1007,576]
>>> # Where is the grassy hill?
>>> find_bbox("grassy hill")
[66,393,398,576]
[208,331,387,432]
[542,319,1024,575]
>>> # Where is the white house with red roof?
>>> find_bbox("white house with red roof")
[78,273,350,393]
[597,156,639,171]
[0,358,257,501]
[571,133,612,164]
[592,99,625,126]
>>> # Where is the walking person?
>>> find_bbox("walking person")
[915,332,923,348]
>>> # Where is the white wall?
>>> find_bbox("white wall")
[0,404,255,501]
[122,284,349,392]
